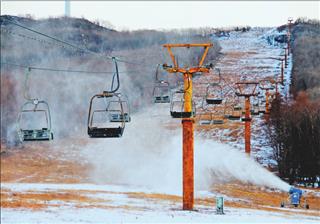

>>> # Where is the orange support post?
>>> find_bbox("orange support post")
[235,82,258,155]
[244,96,251,154]
[162,43,213,211]
[265,90,270,114]
[182,118,194,210]
[287,18,293,56]
[281,60,284,84]
[284,48,288,68]
[182,72,194,210]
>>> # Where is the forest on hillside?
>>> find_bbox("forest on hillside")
[290,18,320,100]
[268,18,320,185]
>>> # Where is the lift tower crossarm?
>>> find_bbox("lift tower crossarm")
[162,43,213,211]
[163,43,213,68]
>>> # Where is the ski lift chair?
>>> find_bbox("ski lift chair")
[228,104,241,121]
[258,102,266,114]
[17,99,54,142]
[205,83,223,105]
[153,81,171,103]
[211,106,225,124]
[223,105,233,119]
[212,115,224,124]
[170,90,196,118]
[198,112,213,125]
[88,92,125,138]
[241,116,252,122]
[107,96,131,123]
[251,99,260,116]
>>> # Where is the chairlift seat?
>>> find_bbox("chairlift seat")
[170,111,195,118]
[241,117,252,122]
[228,115,240,121]
[154,95,170,103]
[109,112,131,122]
[20,129,53,141]
[88,127,124,138]
[234,106,242,111]
[88,93,126,138]
[206,98,223,105]
[199,120,212,125]
[17,100,53,142]
[251,111,260,116]
[212,120,224,124]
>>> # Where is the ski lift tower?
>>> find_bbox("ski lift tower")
[267,57,285,84]
[259,79,274,115]
[162,43,213,210]
[235,81,259,155]
[287,17,294,55]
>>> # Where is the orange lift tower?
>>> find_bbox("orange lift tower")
[287,17,294,55]
[270,79,282,98]
[235,82,259,154]
[259,79,274,115]
[267,57,285,84]
[283,47,288,68]
[162,43,213,210]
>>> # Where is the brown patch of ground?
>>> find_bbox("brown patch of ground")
[1,140,91,183]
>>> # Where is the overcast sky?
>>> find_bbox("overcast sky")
[1,1,319,30]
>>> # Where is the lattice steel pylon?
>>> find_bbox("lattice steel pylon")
[162,43,213,210]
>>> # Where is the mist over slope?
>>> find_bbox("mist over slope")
[82,107,290,193]
[0,15,220,142]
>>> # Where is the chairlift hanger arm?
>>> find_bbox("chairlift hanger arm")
[23,67,32,100]
[106,57,120,94]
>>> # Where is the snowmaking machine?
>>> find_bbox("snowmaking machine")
[280,187,309,209]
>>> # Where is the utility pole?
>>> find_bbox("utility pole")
[163,43,213,210]
[235,82,259,155]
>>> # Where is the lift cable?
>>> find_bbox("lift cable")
[3,19,101,57]
[0,61,146,74]
[2,18,151,67]
[1,28,67,49]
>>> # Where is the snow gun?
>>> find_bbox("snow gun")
[281,187,309,209]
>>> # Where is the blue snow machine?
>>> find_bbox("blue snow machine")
[289,187,302,207]
[281,187,309,209]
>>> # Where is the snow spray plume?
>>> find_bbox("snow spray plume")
[83,105,290,195]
